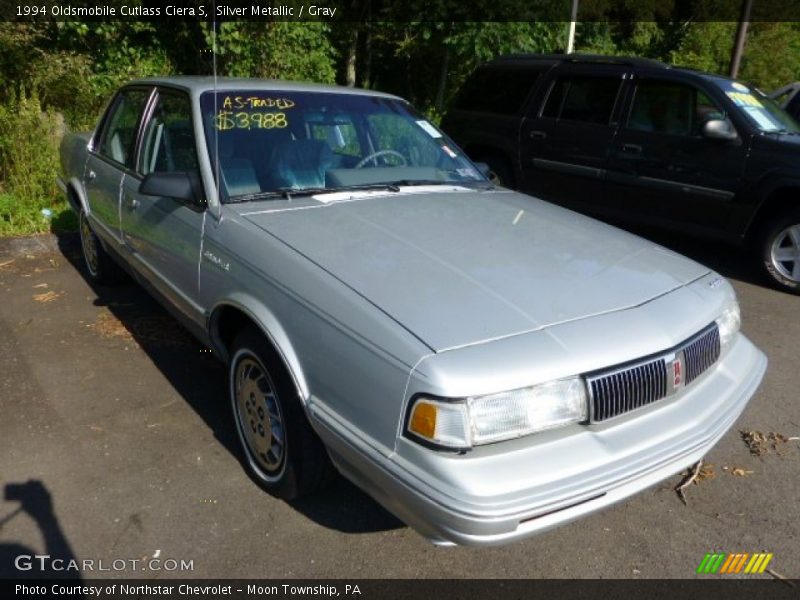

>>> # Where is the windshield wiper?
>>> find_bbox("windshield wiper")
[387,179,496,191]
[227,183,402,203]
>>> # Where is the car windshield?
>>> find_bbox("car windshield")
[716,80,800,133]
[199,90,486,201]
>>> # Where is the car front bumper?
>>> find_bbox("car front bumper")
[311,333,766,546]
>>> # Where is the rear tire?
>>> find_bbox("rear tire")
[229,327,334,499]
[78,209,123,284]
[757,209,800,295]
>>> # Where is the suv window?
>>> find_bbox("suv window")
[97,89,151,168]
[627,80,724,136]
[542,76,621,124]
[452,67,541,115]
[140,91,199,175]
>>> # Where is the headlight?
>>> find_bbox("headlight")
[406,377,588,450]
[716,300,741,351]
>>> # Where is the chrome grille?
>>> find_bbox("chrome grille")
[587,323,720,423]
[588,359,668,422]
[683,326,721,384]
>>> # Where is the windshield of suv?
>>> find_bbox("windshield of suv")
[199,90,486,201]
[716,80,800,133]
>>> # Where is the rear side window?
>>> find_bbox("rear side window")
[97,89,151,168]
[542,76,621,125]
[452,67,541,115]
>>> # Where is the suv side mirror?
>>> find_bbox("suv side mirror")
[139,172,204,206]
[702,118,738,141]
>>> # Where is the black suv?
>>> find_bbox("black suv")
[442,54,800,294]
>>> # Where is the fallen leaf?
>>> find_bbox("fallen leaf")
[741,430,796,457]
[32,290,61,303]
[731,467,753,477]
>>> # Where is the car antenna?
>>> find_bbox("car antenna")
[212,2,221,209]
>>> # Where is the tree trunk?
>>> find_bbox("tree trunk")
[435,46,450,112]
[345,28,358,87]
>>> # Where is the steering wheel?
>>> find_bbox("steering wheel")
[355,149,408,169]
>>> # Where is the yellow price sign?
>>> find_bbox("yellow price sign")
[214,111,288,131]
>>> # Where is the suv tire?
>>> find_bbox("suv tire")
[758,208,800,295]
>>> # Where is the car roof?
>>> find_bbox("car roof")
[486,53,739,84]
[126,76,404,100]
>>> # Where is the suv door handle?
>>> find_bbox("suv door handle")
[622,143,642,154]
[125,197,140,210]
[86,170,96,181]
[530,130,547,140]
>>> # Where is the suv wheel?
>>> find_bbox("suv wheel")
[79,209,123,284]
[759,209,800,294]
[229,327,334,499]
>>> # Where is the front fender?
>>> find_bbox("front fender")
[208,294,310,403]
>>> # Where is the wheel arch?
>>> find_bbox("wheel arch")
[745,182,800,241]
[208,296,310,403]
[66,178,89,214]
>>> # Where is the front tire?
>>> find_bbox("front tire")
[758,209,800,295]
[229,328,334,499]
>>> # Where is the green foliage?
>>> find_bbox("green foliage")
[739,23,800,91]
[1,14,800,237]
[669,21,737,73]
[0,92,70,235]
[204,22,336,82]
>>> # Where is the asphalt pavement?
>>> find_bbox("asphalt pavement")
[0,230,797,580]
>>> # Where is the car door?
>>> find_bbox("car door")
[519,65,628,211]
[85,87,153,245]
[605,75,746,234]
[120,87,206,323]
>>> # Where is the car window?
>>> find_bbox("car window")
[452,67,542,115]
[367,113,440,166]
[200,91,486,199]
[97,89,151,168]
[140,91,199,175]
[309,115,362,158]
[542,76,621,124]
[627,80,725,136]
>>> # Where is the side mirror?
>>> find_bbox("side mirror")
[702,118,738,141]
[474,162,492,178]
[139,172,204,205]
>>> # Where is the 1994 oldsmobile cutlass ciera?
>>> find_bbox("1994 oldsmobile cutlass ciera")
[58,77,767,546]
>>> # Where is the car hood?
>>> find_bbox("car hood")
[241,189,709,352]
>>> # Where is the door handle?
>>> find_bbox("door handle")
[622,143,642,154]
[530,130,547,140]
[125,197,140,210]
[86,170,96,181]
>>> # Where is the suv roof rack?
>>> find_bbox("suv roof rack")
[495,53,670,69]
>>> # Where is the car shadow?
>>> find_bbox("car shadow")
[54,233,402,536]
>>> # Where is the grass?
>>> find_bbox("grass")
[0,193,78,237]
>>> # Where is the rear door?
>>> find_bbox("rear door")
[85,87,153,245]
[519,65,628,210]
[605,75,746,234]
[120,87,206,323]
